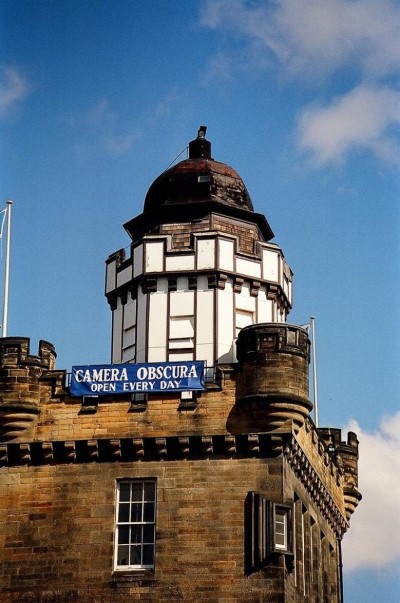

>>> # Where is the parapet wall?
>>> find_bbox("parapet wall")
[0,338,62,441]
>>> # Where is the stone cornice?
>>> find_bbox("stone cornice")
[0,431,292,467]
[283,437,348,536]
[0,430,347,535]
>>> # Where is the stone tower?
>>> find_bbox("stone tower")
[0,128,361,603]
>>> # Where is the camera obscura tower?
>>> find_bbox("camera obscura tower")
[0,128,361,603]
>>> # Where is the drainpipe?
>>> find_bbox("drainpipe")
[337,536,344,603]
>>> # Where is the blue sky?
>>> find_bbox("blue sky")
[1,1,399,600]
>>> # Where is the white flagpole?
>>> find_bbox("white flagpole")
[310,315,319,427]
[2,200,13,338]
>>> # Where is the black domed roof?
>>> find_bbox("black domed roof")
[124,127,274,243]
[143,127,254,213]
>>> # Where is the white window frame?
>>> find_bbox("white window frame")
[272,504,293,554]
[274,505,288,550]
[114,479,156,571]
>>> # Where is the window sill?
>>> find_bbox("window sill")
[111,569,156,588]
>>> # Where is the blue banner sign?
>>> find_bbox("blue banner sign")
[70,361,205,396]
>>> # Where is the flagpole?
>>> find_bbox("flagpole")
[310,315,319,427]
[2,200,13,338]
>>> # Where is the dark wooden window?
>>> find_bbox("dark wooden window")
[245,492,293,574]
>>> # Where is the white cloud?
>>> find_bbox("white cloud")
[69,98,138,156]
[70,90,180,157]
[297,84,400,165]
[342,411,400,573]
[266,0,400,80]
[0,66,30,116]
[201,0,400,80]
[152,90,179,120]
[105,131,138,155]
[200,52,235,85]
[200,0,400,165]
[85,98,115,127]
[86,100,138,155]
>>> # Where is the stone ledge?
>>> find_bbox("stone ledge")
[0,431,294,467]
[111,571,156,588]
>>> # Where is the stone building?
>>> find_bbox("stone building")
[0,128,361,602]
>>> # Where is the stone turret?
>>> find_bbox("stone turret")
[319,427,362,519]
[0,337,57,441]
[235,323,312,433]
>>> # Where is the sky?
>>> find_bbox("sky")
[0,1,399,600]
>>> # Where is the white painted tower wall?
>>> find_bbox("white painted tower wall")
[106,232,292,368]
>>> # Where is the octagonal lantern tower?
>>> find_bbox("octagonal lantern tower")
[106,127,293,371]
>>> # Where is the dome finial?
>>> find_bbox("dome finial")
[189,125,211,159]
[198,125,207,138]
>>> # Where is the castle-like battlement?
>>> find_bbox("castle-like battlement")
[0,337,57,369]
[0,338,58,441]
[318,427,361,519]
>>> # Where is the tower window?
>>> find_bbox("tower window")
[169,315,194,351]
[245,492,294,574]
[274,506,288,550]
[235,309,254,338]
[114,480,156,571]
[122,325,136,362]
[271,503,293,554]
